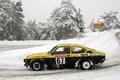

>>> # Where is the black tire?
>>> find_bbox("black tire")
[81,60,91,70]
[31,61,42,71]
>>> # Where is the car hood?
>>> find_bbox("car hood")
[26,52,48,59]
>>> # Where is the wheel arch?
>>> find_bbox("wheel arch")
[29,59,45,67]
[80,59,94,65]
[30,59,45,63]
[75,58,94,68]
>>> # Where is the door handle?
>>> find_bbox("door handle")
[67,55,70,57]
[42,56,45,58]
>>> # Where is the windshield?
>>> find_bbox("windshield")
[48,46,57,54]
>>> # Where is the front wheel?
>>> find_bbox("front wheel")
[81,61,91,70]
[31,61,42,71]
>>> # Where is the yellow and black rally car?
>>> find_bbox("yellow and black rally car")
[24,43,106,71]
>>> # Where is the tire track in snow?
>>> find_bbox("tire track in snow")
[1,61,120,78]
[95,61,120,69]
[0,69,82,77]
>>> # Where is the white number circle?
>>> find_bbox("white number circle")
[55,57,65,64]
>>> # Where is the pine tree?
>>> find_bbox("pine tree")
[98,11,120,31]
[46,0,84,40]
[0,0,25,40]
[26,20,42,40]
[10,1,25,40]
[0,0,12,40]
[89,19,96,32]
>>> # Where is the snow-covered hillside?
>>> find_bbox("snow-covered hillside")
[0,29,120,80]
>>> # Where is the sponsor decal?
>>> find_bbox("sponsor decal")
[90,53,100,56]
[80,54,88,57]
[79,53,100,57]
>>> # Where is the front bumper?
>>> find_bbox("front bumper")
[24,59,29,67]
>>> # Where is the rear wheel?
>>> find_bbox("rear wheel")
[81,61,91,70]
[31,61,42,71]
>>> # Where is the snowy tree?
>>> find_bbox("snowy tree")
[88,19,96,32]
[98,11,120,31]
[26,20,43,40]
[0,0,25,40]
[0,0,13,40]
[88,11,120,32]
[45,0,84,40]
[10,1,25,40]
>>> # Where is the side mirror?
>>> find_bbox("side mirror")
[51,52,56,55]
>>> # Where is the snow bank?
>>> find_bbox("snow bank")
[0,40,56,45]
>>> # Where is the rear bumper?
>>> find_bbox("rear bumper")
[100,58,106,63]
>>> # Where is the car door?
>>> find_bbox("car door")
[69,46,87,63]
[51,46,70,65]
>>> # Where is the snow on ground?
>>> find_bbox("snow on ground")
[0,40,55,45]
[1,65,120,80]
[0,29,120,80]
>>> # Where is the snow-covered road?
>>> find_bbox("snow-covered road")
[0,41,55,51]
[0,29,120,80]
[0,63,120,80]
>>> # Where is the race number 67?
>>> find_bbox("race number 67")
[55,57,65,64]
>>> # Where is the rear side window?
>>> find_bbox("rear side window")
[72,47,86,53]
[86,51,93,53]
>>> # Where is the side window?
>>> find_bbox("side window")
[72,47,86,53]
[53,46,70,54]
[86,51,93,53]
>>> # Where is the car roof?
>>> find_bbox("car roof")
[57,43,91,49]
[58,43,83,46]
